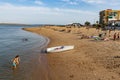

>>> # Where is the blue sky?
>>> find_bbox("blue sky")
[0,0,120,24]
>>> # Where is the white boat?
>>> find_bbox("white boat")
[46,45,74,53]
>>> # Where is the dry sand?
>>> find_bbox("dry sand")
[24,26,120,80]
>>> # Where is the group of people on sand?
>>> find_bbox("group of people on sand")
[80,31,120,41]
[80,32,109,41]
[93,32,120,41]
[91,33,109,41]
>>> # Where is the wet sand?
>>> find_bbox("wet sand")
[24,26,120,80]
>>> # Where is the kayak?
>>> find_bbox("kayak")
[47,45,74,53]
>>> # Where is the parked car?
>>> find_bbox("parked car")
[104,26,120,30]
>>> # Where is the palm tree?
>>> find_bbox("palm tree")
[96,21,99,24]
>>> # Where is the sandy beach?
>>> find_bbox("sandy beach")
[24,26,120,80]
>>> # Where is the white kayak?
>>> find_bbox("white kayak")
[47,45,74,53]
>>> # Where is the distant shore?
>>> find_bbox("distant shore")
[24,26,120,80]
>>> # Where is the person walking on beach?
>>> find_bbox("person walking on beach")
[109,29,112,37]
[117,32,120,40]
[113,33,117,41]
[12,55,20,69]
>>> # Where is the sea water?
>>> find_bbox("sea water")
[0,25,49,80]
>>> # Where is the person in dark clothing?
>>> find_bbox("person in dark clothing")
[117,32,120,39]
[113,33,117,41]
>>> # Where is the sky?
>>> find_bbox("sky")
[0,0,120,25]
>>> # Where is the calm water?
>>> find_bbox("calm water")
[0,25,50,80]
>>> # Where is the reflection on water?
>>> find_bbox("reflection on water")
[0,26,50,80]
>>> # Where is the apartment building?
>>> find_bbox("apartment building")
[99,9,120,25]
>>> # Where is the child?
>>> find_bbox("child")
[12,55,20,68]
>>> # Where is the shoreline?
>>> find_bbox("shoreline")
[24,26,120,80]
